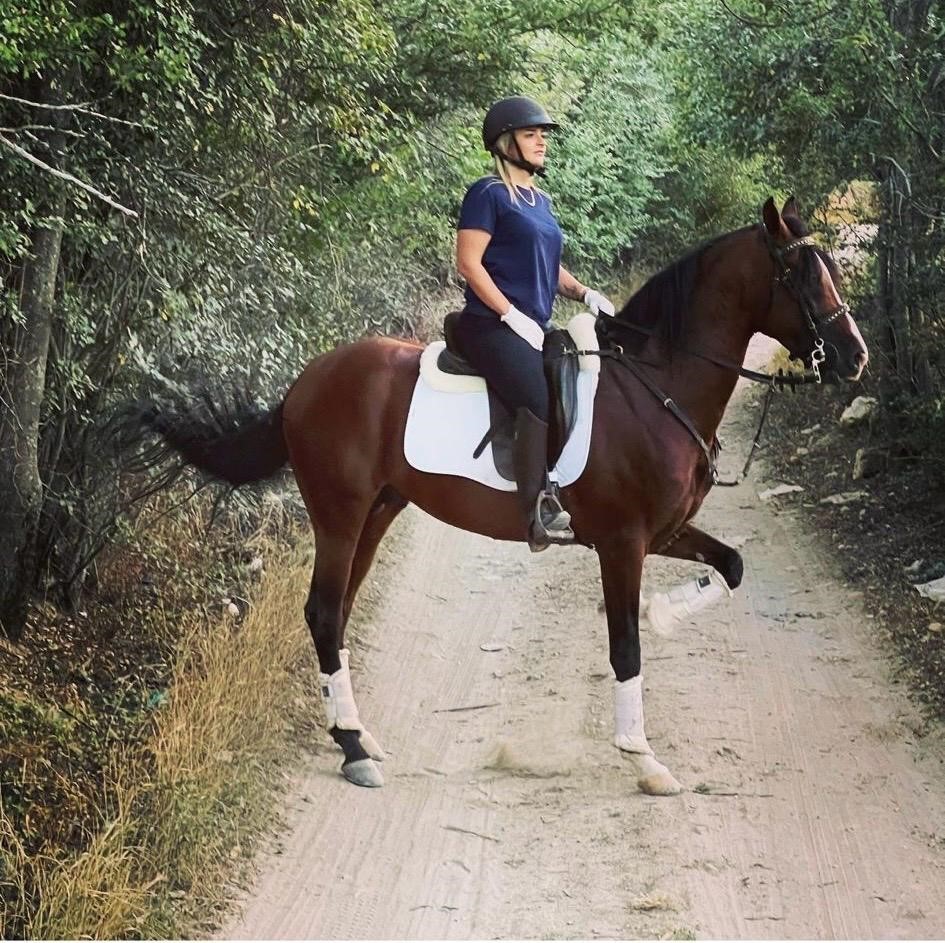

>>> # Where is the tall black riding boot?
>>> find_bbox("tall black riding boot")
[512,407,575,552]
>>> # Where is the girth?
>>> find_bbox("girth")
[439,311,579,481]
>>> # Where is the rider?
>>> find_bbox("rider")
[453,95,615,551]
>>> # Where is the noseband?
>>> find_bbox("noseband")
[761,225,851,384]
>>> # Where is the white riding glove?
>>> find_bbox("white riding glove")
[584,287,615,317]
[501,305,545,352]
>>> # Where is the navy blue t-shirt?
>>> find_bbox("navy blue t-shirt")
[458,176,563,325]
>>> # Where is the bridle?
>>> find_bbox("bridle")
[760,224,851,384]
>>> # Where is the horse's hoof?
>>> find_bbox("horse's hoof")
[342,758,384,788]
[359,729,386,762]
[628,752,683,796]
[638,771,683,796]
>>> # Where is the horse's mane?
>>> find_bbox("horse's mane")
[613,227,752,354]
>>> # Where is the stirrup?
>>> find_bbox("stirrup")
[528,492,575,552]
[541,498,572,532]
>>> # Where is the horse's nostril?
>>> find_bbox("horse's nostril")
[854,350,869,369]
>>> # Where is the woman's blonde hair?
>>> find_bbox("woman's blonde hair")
[491,130,546,205]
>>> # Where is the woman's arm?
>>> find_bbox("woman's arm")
[456,228,510,316]
[557,265,586,301]
[560,265,615,315]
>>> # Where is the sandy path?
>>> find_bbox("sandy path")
[223,339,945,939]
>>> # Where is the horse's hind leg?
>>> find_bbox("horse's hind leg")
[341,486,409,644]
[647,523,742,635]
[333,486,409,763]
[304,528,384,788]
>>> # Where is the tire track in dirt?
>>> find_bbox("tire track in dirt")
[222,337,945,939]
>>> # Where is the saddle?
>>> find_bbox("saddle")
[437,311,581,482]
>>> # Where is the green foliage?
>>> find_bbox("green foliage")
[2,0,941,623]
[537,33,674,273]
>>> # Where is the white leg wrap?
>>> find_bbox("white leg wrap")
[614,675,683,795]
[320,649,363,731]
[614,675,653,755]
[648,570,733,637]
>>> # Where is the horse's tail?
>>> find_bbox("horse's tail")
[116,389,289,486]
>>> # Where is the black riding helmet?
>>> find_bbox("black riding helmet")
[482,95,559,176]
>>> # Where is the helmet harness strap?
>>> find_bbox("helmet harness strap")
[492,133,546,178]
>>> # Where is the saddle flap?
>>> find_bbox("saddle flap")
[543,328,580,459]
[420,342,485,393]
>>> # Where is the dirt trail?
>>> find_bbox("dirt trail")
[223,338,945,940]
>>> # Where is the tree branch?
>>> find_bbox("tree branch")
[0,124,85,138]
[0,134,139,218]
[0,92,149,129]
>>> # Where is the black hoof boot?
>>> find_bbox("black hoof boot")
[331,727,384,787]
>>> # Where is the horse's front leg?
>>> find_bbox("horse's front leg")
[647,523,742,636]
[598,538,682,797]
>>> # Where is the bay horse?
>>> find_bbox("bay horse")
[132,197,867,794]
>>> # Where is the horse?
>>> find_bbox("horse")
[130,196,867,794]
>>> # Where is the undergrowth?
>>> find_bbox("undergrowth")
[0,483,322,938]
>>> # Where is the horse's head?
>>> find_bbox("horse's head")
[757,197,868,382]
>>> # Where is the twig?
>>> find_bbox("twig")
[0,92,147,128]
[0,133,138,217]
[877,91,944,163]
[443,824,500,842]
[0,124,84,138]
[717,0,786,27]
[695,790,775,797]
[214,142,329,200]
[433,702,500,714]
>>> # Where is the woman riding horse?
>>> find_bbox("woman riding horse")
[454,95,616,551]
[128,181,868,791]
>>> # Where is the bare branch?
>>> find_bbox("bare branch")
[0,133,139,218]
[0,92,149,129]
[717,0,786,28]
[0,124,85,138]
[718,0,847,29]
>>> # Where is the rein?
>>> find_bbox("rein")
[570,340,779,487]
[598,316,824,391]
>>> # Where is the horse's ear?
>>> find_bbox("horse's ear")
[762,197,782,237]
[782,196,801,221]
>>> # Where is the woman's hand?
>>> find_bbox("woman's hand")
[584,287,615,317]
[501,305,545,351]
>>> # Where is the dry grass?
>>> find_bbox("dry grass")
[3,499,319,938]
[631,893,678,912]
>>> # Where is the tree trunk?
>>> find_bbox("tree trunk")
[0,215,65,638]
[0,79,67,638]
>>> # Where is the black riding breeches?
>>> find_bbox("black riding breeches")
[451,310,549,423]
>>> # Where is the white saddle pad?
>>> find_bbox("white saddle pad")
[403,312,601,492]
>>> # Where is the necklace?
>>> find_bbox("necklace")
[516,184,537,207]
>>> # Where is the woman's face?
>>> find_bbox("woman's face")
[512,127,547,168]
